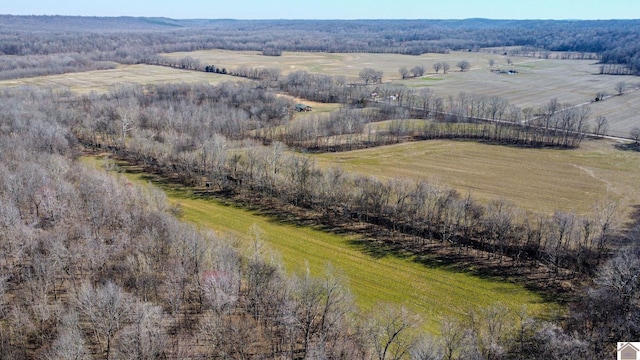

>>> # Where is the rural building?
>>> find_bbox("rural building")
[295,103,312,112]
[619,343,639,360]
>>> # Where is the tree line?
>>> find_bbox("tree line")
[63,83,611,278]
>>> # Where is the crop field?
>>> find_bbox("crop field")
[88,157,553,334]
[313,138,640,216]
[0,64,245,93]
[165,49,639,137]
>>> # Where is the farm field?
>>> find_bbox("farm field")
[86,157,553,335]
[165,49,639,136]
[0,64,246,93]
[313,138,640,216]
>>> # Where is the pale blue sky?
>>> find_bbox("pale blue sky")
[3,0,639,20]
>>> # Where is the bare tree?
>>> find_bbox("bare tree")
[364,305,418,360]
[360,68,384,84]
[433,62,443,74]
[631,127,640,143]
[410,65,425,78]
[442,62,451,74]
[399,67,410,80]
[615,81,626,95]
[440,319,465,360]
[114,302,167,360]
[593,116,608,138]
[457,60,470,72]
[410,335,443,360]
[488,59,495,68]
[75,281,133,360]
[45,311,91,360]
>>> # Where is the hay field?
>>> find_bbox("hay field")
[313,139,640,216]
[0,64,244,93]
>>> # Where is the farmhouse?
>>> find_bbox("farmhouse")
[295,103,312,112]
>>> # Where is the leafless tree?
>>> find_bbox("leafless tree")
[114,302,167,360]
[433,62,443,74]
[615,81,626,95]
[360,68,384,85]
[45,311,91,360]
[457,60,470,72]
[630,127,640,143]
[410,65,425,78]
[442,62,451,74]
[440,319,466,360]
[399,67,410,80]
[75,281,133,360]
[364,305,418,360]
[488,59,495,67]
[593,116,608,137]
[410,335,443,360]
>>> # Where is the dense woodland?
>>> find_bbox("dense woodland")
[0,15,639,359]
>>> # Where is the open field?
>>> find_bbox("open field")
[0,64,247,93]
[86,157,553,334]
[587,90,640,138]
[313,138,640,216]
[164,49,640,137]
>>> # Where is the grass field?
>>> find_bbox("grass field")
[0,64,248,93]
[85,156,554,334]
[313,138,640,216]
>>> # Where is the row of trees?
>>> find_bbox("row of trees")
[3,83,634,359]
[63,84,613,278]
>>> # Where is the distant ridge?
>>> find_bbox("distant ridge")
[1,15,638,33]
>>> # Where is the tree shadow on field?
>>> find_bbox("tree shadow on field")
[614,142,640,152]
[346,235,576,305]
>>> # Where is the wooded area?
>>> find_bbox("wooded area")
[0,15,639,360]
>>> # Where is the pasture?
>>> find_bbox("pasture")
[313,138,640,216]
[0,64,246,93]
[165,49,639,137]
[87,157,553,335]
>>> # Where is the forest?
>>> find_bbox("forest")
[0,15,639,360]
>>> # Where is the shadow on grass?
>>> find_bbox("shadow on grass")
[614,142,640,152]
[347,235,575,305]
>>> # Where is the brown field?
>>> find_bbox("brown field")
[313,138,640,216]
[164,49,639,137]
[0,64,248,93]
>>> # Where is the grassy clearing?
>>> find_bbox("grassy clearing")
[0,64,245,93]
[313,138,640,216]
[84,156,553,334]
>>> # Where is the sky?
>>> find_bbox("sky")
[3,0,640,20]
